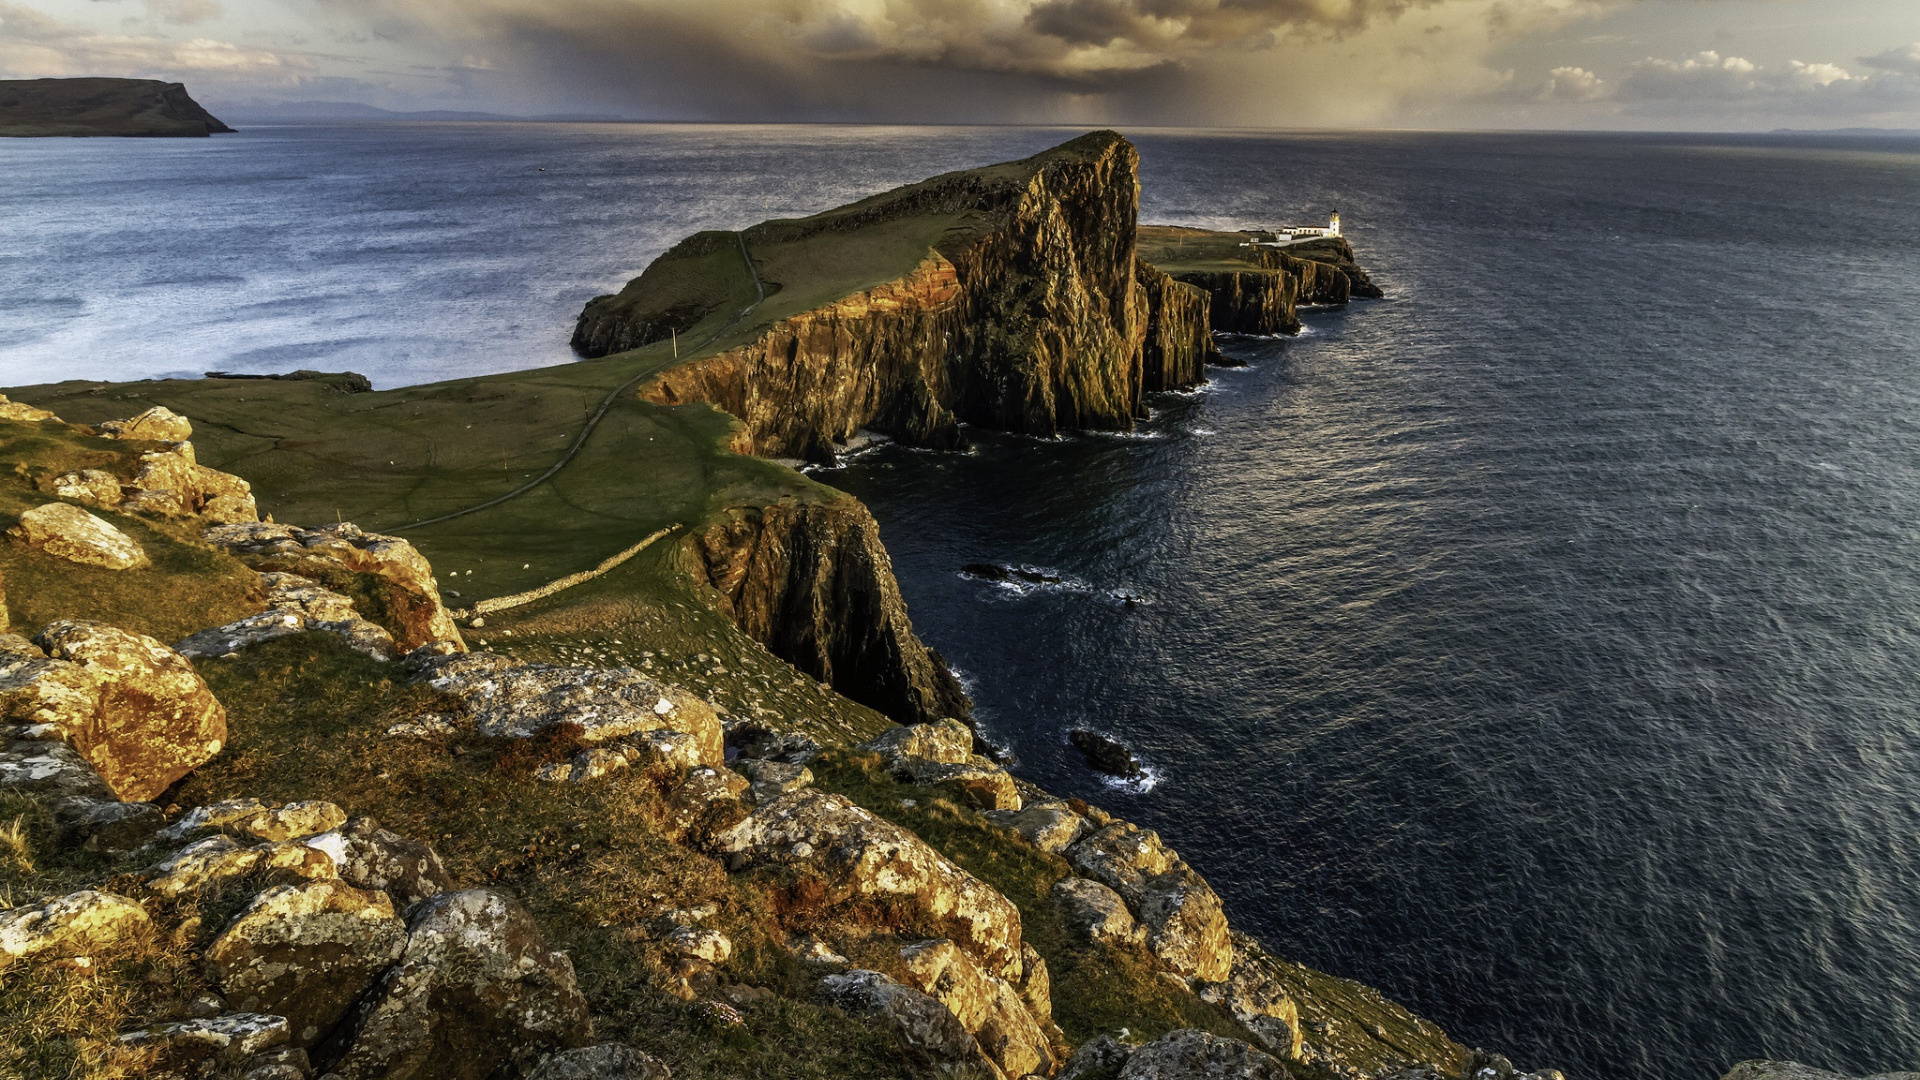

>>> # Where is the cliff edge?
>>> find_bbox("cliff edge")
[0,77,234,137]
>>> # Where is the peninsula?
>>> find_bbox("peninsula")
[0,78,234,137]
[0,132,1559,1080]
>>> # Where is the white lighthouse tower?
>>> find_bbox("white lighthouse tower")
[1328,211,1341,236]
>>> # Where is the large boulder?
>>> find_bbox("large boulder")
[858,718,1020,809]
[1066,821,1231,982]
[898,938,1057,1079]
[408,652,721,762]
[326,888,592,1079]
[203,521,463,651]
[820,968,995,1074]
[0,889,149,969]
[300,816,454,910]
[1052,876,1142,945]
[858,718,975,766]
[713,788,1023,979]
[99,405,194,442]
[987,801,1089,854]
[0,622,226,802]
[206,880,407,1048]
[0,393,56,423]
[7,502,149,569]
[1117,1029,1293,1080]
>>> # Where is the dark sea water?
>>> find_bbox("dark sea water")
[6,125,1920,1080]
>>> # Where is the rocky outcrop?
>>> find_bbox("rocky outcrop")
[179,571,401,661]
[898,937,1059,1079]
[202,521,464,652]
[1066,821,1232,982]
[325,888,593,1079]
[1136,259,1223,390]
[0,392,56,422]
[98,405,193,441]
[7,502,150,569]
[531,1044,672,1080]
[406,650,722,761]
[820,968,997,1073]
[713,787,1024,979]
[1109,1029,1293,1080]
[56,423,261,523]
[301,816,455,910]
[0,622,225,802]
[692,496,970,727]
[204,880,407,1048]
[0,77,234,137]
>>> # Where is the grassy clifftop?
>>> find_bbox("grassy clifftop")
[0,78,233,138]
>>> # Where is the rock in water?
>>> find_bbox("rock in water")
[1723,1065,1920,1080]
[325,889,592,1079]
[7,502,150,570]
[1069,728,1146,781]
[0,621,226,802]
[205,880,406,1047]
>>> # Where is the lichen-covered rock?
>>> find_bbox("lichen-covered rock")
[986,801,1088,854]
[859,718,975,766]
[0,729,113,799]
[179,573,399,661]
[161,799,347,844]
[326,888,592,1080]
[52,468,123,508]
[1052,876,1141,945]
[300,817,452,910]
[7,502,150,569]
[659,766,750,844]
[819,968,993,1074]
[737,758,813,803]
[713,788,1023,979]
[664,926,732,964]
[118,1012,290,1078]
[175,612,310,660]
[1061,1034,1135,1080]
[894,758,1021,810]
[1067,821,1231,982]
[1198,948,1303,1061]
[49,794,164,852]
[202,521,463,652]
[898,938,1057,1079]
[146,834,337,898]
[0,889,149,968]
[0,621,226,802]
[1721,1064,1920,1080]
[206,880,407,1047]
[99,405,194,442]
[1117,1029,1292,1080]
[530,1044,672,1080]
[408,651,721,761]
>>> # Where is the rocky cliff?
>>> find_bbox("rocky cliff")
[0,77,233,137]
[1135,227,1382,337]
[581,132,1220,461]
[688,495,970,727]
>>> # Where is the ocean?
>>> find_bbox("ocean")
[6,123,1920,1080]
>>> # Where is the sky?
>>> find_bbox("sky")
[4,0,1920,130]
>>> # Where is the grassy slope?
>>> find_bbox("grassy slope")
[1137,225,1353,275]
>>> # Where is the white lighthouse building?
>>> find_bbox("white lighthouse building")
[1247,212,1343,249]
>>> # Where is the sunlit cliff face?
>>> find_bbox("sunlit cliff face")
[4,0,1920,128]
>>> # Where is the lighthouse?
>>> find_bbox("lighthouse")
[1328,211,1341,236]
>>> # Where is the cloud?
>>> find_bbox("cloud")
[0,1,308,81]
[147,0,221,25]
[1542,64,1605,101]
[1593,47,1919,120]
[1859,42,1920,77]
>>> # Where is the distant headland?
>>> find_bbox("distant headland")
[0,77,233,137]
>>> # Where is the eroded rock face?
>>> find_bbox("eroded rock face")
[530,1044,672,1080]
[819,968,993,1073]
[0,889,149,968]
[1198,946,1303,1061]
[408,651,721,761]
[7,502,150,569]
[202,521,464,652]
[898,938,1057,1079]
[206,880,407,1047]
[1067,821,1231,982]
[0,622,226,802]
[1116,1030,1292,1080]
[326,888,592,1079]
[713,788,1023,979]
[300,817,453,910]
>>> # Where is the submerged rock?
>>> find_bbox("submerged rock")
[7,502,149,570]
[1069,728,1146,781]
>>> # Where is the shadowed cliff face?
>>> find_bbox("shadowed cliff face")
[690,495,971,726]
[0,78,234,138]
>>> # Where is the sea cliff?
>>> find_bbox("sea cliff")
[0,77,233,137]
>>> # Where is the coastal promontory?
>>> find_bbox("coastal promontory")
[0,77,234,137]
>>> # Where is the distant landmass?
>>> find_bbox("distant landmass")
[218,100,634,124]
[0,77,233,137]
